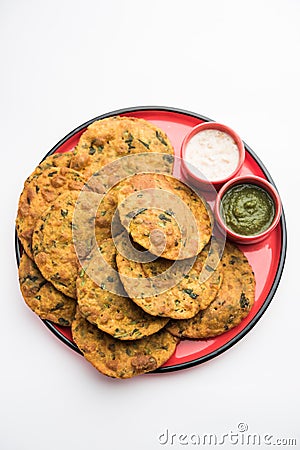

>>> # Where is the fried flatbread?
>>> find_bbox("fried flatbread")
[77,239,168,339]
[116,239,222,319]
[117,173,212,260]
[32,191,90,298]
[70,116,174,179]
[18,252,76,326]
[167,242,255,338]
[72,309,178,378]
[16,167,85,259]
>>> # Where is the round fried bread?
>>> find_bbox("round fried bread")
[167,242,255,338]
[116,240,222,320]
[77,239,168,339]
[70,116,174,179]
[32,190,91,298]
[71,309,178,378]
[16,167,85,259]
[117,173,212,260]
[18,252,76,326]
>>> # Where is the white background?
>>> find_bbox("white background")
[1,1,299,449]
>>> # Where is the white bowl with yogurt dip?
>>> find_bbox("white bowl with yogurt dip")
[181,122,245,191]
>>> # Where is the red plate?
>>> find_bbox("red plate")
[15,106,287,373]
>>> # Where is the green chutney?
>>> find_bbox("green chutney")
[221,183,275,236]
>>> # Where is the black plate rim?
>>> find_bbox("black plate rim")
[15,105,287,372]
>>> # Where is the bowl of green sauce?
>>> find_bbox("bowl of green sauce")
[215,175,282,244]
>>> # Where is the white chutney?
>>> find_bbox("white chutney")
[184,129,239,181]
